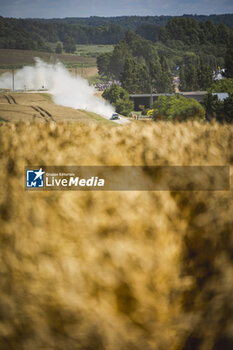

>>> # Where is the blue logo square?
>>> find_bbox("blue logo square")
[26,168,44,188]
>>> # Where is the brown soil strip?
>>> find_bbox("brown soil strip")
[37,106,52,117]
[31,106,46,118]
[4,95,11,104]
[37,106,56,122]
[9,95,17,104]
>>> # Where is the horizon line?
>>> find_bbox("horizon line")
[1,13,233,20]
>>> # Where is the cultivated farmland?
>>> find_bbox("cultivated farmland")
[0,49,96,68]
[0,92,114,124]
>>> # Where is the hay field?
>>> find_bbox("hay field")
[0,93,114,124]
[0,67,98,82]
[0,121,233,350]
[68,66,98,79]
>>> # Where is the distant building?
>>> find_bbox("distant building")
[213,68,225,81]
[212,93,229,101]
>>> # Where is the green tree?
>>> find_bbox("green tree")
[97,52,112,78]
[180,58,213,91]
[159,56,173,93]
[183,52,199,66]
[63,36,76,53]
[136,25,160,42]
[102,84,123,104]
[203,21,218,44]
[152,95,205,121]
[97,30,165,86]
[114,98,134,116]
[208,78,233,93]
[217,23,231,45]
[102,84,134,116]
[222,95,233,123]
[108,40,132,79]
[197,63,213,90]
[180,64,198,91]
[203,93,222,120]
[225,46,233,78]
[203,93,233,123]
[55,42,63,54]
[120,58,151,93]
[148,59,162,92]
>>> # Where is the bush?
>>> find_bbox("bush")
[102,84,134,116]
[203,93,233,123]
[152,95,205,121]
[55,42,63,54]
[208,78,233,94]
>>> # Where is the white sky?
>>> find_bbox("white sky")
[0,0,232,18]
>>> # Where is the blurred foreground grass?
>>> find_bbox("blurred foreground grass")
[0,121,233,350]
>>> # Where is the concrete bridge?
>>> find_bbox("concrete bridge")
[130,91,207,111]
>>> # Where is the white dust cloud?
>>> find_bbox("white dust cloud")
[0,58,114,117]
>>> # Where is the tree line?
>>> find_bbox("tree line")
[158,18,233,45]
[0,18,50,51]
[0,15,233,50]
[97,17,233,93]
[0,16,125,50]
[38,14,233,29]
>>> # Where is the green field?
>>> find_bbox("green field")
[75,44,114,57]
[47,43,114,58]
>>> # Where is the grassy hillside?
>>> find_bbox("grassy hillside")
[0,93,114,125]
[0,121,232,349]
[46,43,114,58]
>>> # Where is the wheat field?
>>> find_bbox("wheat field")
[0,121,233,350]
[0,93,114,125]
